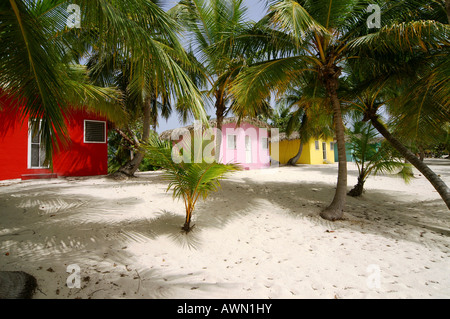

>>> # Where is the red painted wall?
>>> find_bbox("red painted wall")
[0,96,108,181]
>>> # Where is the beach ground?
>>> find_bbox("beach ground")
[0,159,449,299]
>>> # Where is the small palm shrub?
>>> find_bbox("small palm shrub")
[144,133,241,232]
[348,122,414,197]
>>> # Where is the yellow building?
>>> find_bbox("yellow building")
[271,132,335,165]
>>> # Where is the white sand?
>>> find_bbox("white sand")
[0,159,449,299]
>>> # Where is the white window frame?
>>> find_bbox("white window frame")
[315,140,320,150]
[28,119,48,169]
[227,134,237,150]
[84,120,107,144]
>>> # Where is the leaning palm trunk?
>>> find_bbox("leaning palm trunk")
[287,141,304,166]
[117,99,153,177]
[229,0,447,219]
[370,117,450,209]
[117,151,146,177]
[287,113,308,166]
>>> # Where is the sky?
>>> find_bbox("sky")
[156,0,269,134]
[161,0,267,22]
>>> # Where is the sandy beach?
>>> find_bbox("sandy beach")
[0,159,449,299]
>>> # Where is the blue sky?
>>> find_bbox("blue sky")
[162,0,267,22]
[157,0,269,133]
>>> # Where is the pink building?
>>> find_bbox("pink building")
[160,117,273,170]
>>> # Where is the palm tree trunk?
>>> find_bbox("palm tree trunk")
[348,175,366,197]
[287,113,307,166]
[215,95,226,162]
[117,98,153,177]
[320,73,348,221]
[287,140,304,165]
[418,144,425,162]
[370,116,450,209]
[182,215,191,232]
[182,204,194,232]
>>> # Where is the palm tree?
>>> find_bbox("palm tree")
[345,0,450,208]
[169,0,262,159]
[264,103,293,133]
[367,115,450,209]
[87,52,188,177]
[231,0,449,219]
[111,97,173,176]
[230,0,366,220]
[144,133,241,232]
[344,75,450,208]
[280,82,334,166]
[347,121,413,197]
[0,0,125,164]
[0,0,207,166]
[356,90,450,208]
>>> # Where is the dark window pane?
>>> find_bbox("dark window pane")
[31,144,40,167]
[85,121,106,143]
[39,144,46,167]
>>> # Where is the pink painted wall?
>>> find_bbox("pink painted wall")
[220,122,271,170]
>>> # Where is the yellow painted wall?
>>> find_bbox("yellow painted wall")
[323,138,336,163]
[271,137,335,165]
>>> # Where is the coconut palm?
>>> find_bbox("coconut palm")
[0,0,125,164]
[350,85,450,208]
[347,121,413,197]
[230,0,449,219]
[169,0,265,160]
[144,133,241,232]
[345,0,450,208]
[280,80,335,166]
[366,111,450,209]
[343,60,450,207]
[0,0,207,166]
[264,103,293,133]
[87,51,197,177]
[230,0,363,220]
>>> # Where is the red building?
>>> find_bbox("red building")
[0,96,108,181]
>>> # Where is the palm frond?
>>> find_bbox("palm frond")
[269,0,330,47]
[231,55,316,115]
[144,132,240,229]
[350,20,450,54]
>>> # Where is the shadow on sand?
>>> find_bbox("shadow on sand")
[0,167,448,298]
